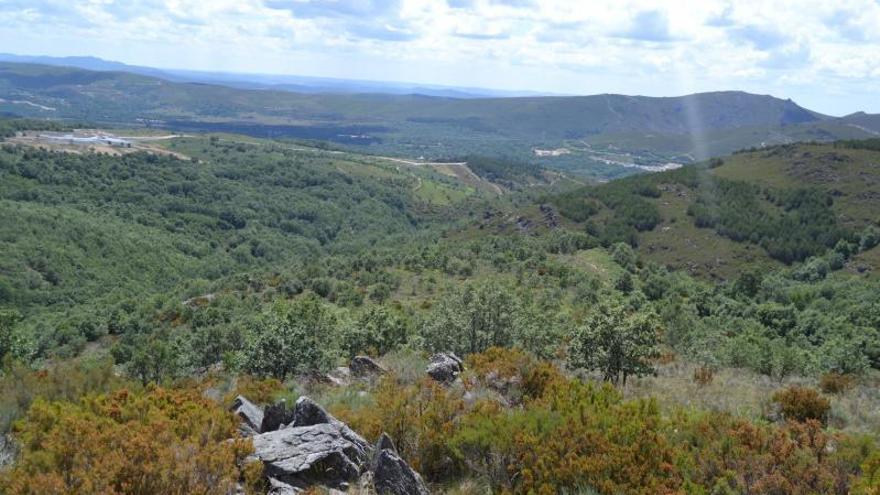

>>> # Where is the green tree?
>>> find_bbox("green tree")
[127,336,175,385]
[420,282,516,356]
[611,242,637,272]
[568,302,660,384]
[342,306,411,358]
[0,310,21,359]
[242,295,338,378]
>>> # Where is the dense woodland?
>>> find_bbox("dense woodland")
[1,119,880,493]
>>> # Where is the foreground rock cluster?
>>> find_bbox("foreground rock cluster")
[232,395,428,494]
[229,353,465,493]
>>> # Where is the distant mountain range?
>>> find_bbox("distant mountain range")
[0,53,555,99]
[1,58,878,179]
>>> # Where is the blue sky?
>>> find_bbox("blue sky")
[1,0,879,115]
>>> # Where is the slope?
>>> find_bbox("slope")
[3,62,879,180]
[547,141,880,279]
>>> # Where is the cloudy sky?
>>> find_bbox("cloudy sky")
[1,0,879,115]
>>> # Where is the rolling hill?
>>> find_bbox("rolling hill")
[2,62,879,180]
[544,140,880,279]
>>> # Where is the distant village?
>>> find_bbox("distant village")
[38,132,132,147]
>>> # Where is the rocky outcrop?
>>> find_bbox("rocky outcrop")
[234,396,429,494]
[231,395,264,436]
[426,352,464,383]
[350,355,387,377]
[373,445,429,495]
[250,422,368,490]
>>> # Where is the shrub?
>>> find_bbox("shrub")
[222,375,285,405]
[0,386,253,494]
[0,357,127,434]
[819,373,856,395]
[772,386,831,424]
[693,365,714,387]
[336,375,465,482]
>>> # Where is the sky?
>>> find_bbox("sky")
[1,0,879,115]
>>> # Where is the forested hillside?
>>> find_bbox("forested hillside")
[3,62,880,180]
[547,143,880,279]
[2,119,880,494]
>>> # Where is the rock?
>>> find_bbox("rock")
[292,396,333,426]
[266,476,299,494]
[350,355,387,377]
[304,370,346,387]
[373,449,430,495]
[250,422,369,490]
[0,434,17,468]
[262,399,295,433]
[292,396,371,454]
[230,395,264,436]
[426,352,464,383]
[376,432,396,453]
[371,432,398,471]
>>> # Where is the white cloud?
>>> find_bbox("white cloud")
[0,0,879,114]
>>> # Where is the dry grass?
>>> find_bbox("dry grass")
[622,361,880,435]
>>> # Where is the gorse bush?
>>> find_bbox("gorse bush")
[331,350,876,494]
[819,372,856,395]
[0,386,254,494]
[0,357,127,433]
[772,386,832,425]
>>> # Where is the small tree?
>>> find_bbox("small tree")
[242,295,338,378]
[0,310,21,360]
[420,281,516,356]
[860,225,880,252]
[568,302,660,385]
[342,306,411,358]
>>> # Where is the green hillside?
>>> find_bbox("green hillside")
[547,142,880,279]
[3,62,880,181]
[3,117,880,494]
[0,130,500,342]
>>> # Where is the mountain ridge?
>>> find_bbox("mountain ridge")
[1,60,879,179]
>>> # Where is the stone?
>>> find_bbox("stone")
[349,355,387,377]
[373,449,430,495]
[230,395,264,436]
[292,396,371,455]
[425,352,464,383]
[370,432,398,471]
[250,422,369,490]
[376,432,396,453]
[262,399,295,433]
[266,476,299,495]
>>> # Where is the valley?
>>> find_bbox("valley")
[3,62,880,182]
[1,68,880,495]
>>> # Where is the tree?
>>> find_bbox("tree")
[0,310,21,359]
[342,306,411,358]
[242,295,338,378]
[568,302,660,384]
[420,282,516,356]
[610,242,637,272]
[860,225,880,252]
